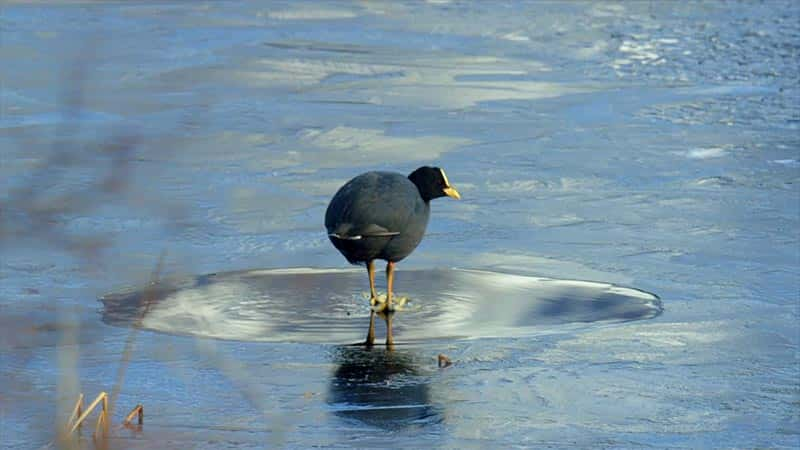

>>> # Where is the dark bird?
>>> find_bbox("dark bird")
[325,166,460,346]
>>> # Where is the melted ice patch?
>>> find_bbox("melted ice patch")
[100,268,661,343]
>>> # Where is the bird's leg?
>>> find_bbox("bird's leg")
[385,261,396,312]
[384,311,395,349]
[367,260,378,306]
[365,260,378,346]
[365,310,376,347]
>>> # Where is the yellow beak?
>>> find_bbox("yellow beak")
[443,186,461,200]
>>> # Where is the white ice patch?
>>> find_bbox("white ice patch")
[295,126,471,167]
[239,58,396,87]
[500,32,531,42]
[770,159,800,168]
[266,8,358,20]
[220,50,574,108]
[695,176,736,186]
[684,147,728,159]
[619,40,660,61]
[612,37,669,71]
[591,3,626,18]
[380,79,585,109]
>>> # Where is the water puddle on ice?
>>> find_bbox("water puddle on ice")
[100,268,662,343]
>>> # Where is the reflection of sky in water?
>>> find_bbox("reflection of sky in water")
[1,1,798,448]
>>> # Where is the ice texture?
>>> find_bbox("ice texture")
[1,1,798,448]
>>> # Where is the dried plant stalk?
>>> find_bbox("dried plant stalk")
[93,408,105,439]
[68,391,107,434]
[65,393,84,431]
[122,404,144,426]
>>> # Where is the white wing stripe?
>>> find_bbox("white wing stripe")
[329,231,400,240]
[329,233,362,240]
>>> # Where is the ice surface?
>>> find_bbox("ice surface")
[1,1,798,449]
[100,268,661,343]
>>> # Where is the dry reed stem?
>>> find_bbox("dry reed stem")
[122,404,144,427]
[68,392,107,434]
[93,409,105,440]
[2,26,207,448]
[66,394,84,431]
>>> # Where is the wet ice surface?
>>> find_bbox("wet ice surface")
[100,268,661,343]
[1,1,799,449]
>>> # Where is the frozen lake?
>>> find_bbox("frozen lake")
[1,1,798,448]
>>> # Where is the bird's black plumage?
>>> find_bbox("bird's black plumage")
[325,167,457,265]
[325,166,460,345]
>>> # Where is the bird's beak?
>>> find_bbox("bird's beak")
[443,186,461,200]
[438,168,460,199]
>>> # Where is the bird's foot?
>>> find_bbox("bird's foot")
[370,295,407,312]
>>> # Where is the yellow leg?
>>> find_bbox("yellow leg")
[367,260,377,305]
[365,260,377,346]
[365,310,376,347]
[385,262,396,346]
[385,311,394,349]
[385,261,395,311]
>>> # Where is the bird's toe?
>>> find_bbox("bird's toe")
[370,297,407,313]
[392,297,408,311]
[371,302,389,313]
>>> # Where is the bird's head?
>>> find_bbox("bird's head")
[408,166,461,202]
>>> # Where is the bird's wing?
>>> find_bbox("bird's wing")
[325,174,419,239]
[328,223,400,240]
[351,182,418,235]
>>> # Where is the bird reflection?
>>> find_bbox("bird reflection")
[365,309,397,347]
[327,345,439,430]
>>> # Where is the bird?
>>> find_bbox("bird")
[325,166,460,346]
